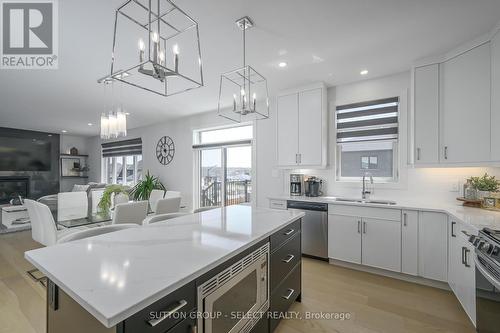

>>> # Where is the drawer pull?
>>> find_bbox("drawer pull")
[147,299,188,327]
[282,254,295,263]
[284,229,295,236]
[282,288,295,300]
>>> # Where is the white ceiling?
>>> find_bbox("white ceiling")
[1,0,500,136]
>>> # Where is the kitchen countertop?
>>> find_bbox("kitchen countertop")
[269,195,500,230]
[24,205,305,328]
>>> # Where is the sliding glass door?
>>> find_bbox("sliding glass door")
[199,145,252,208]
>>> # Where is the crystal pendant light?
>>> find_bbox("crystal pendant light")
[100,83,127,140]
[217,16,269,123]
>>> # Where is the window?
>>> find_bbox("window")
[336,97,399,182]
[193,125,253,208]
[101,138,143,185]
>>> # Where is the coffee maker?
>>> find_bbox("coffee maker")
[290,174,304,196]
[304,176,323,197]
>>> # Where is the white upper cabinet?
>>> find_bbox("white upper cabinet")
[276,84,327,168]
[414,64,440,164]
[298,88,324,166]
[492,31,500,161]
[277,93,299,166]
[440,42,491,163]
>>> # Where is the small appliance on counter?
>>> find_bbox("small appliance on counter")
[290,174,304,196]
[304,176,323,197]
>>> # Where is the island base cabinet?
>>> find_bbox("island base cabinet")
[47,281,116,333]
[269,263,301,332]
[361,218,401,272]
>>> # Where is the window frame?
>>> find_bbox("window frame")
[335,98,401,183]
[101,154,143,185]
[192,123,255,209]
[336,140,399,183]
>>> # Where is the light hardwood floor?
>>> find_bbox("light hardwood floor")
[0,231,475,333]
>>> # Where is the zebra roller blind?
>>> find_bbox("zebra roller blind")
[336,97,399,143]
[102,138,142,157]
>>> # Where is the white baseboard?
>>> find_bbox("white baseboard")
[329,259,450,290]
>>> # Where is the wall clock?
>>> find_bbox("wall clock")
[156,136,175,165]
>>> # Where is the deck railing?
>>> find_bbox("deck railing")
[200,180,251,207]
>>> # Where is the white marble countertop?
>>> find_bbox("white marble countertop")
[269,195,500,230]
[24,205,304,328]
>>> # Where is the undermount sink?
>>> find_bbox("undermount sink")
[334,198,397,205]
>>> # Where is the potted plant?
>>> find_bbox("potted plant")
[129,171,166,203]
[470,173,500,199]
[98,184,130,213]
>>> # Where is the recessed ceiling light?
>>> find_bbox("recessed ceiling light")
[360,69,369,75]
[278,62,287,68]
[61,130,67,133]
[125,112,130,116]
[87,123,93,126]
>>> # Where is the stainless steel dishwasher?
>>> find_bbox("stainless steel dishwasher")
[287,200,328,260]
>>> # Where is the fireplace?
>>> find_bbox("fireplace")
[0,177,29,204]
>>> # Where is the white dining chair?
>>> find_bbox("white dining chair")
[24,199,75,246]
[143,212,189,225]
[112,201,148,225]
[58,224,139,243]
[164,190,181,199]
[193,206,220,213]
[57,191,88,222]
[148,189,165,213]
[155,197,181,215]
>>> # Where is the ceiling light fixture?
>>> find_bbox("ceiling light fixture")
[101,110,127,140]
[88,123,93,126]
[217,16,269,123]
[278,62,287,68]
[97,0,204,97]
[360,69,369,75]
[61,130,67,133]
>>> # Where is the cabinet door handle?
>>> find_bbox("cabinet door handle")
[416,148,421,161]
[403,213,407,227]
[461,247,466,265]
[284,229,295,236]
[363,221,367,234]
[444,146,448,160]
[147,300,188,327]
[298,154,302,164]
[282,254,295,263]
[451,221,456,237]
[357,220,361,234]
[282,288,295,300]
[463,247,471,267]
[295,154,298,164]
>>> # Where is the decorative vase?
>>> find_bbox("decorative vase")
[476,190,491,200]
[114,192,129,206]
[464,187,477,200]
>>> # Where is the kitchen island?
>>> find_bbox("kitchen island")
[25,205,304,333]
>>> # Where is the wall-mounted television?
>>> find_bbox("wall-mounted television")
[0,131,53,171]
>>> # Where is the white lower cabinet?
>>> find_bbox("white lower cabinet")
[361,218,401,272]
[328,205,401,272]
[328,214,361,264]
[448,219,476,325]
[418,211,448,282]
[401,210,419,275]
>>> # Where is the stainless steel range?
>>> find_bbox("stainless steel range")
[468,228,500,332]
